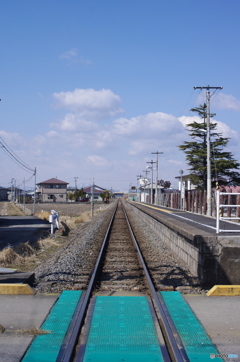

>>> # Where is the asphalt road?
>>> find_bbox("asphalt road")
[0,216,50,249]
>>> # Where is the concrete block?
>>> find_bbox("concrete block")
[207,285,240,296]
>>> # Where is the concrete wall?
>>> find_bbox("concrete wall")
[126,201,240,286]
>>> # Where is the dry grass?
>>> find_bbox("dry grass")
[0,247,23,264]
[0,202,25,216]
[37,210,50,221]
[0,203,110,270]
[14,327,51,335]
[14,242,35,256]
[36,237,59,249]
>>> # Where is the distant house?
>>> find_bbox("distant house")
[37,178,69,202]
[6,187,23,202]
[83,185,106,202]
[0,186,8,201]
[113,192,125,198]
[67,186,76,194]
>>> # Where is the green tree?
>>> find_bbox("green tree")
[100,190,110,202]
[179,104,240,190]
[73,188,86,201]
[68,192,74,201]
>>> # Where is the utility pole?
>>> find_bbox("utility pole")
[91,178,94,217]
[151,151,163,205]
[143,169,150,203]
[146,160,156,204]
[74,177,79,190]
[33,167,37,213]
[14,179,16,203]
[179,169,184,210]
[23,178,26,211]
[194,86,223,216]
[137,174,143,202]
[11,178,14,202]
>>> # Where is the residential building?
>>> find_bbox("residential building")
[0,186,8,201]
[83,185,106,202]
[37,178,69,202]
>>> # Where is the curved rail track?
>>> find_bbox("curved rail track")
[56,200,189,362]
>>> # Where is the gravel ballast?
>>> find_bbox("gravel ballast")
[34,200,203,294]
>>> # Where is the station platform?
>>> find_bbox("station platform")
[0,291,239,362]
[129,201,240,286]
[136,202,240,235]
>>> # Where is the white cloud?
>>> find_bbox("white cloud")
[59,48,92,65]
[113,112,181,137]
[196,92,240,112]
[215,121,239,142]
[51,113,98,132]
[178,115,201,127]
[0,130,23,146]
[94,130,113,149]
[60,48,78,60]
[212,93,240,111]
[1,97,240,191]
[53,88,123,118]
[88,155,108,167]
[128,139,154,155]
[178,115,239,142]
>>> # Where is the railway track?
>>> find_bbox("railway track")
[94,202,146,293]
[56,200,189,362]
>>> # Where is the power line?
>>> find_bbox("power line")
[0,136,34,173]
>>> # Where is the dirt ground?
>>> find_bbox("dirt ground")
[0,201,107,218]
[33,202,93,217]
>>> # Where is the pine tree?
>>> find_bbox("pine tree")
[179,104,240,190]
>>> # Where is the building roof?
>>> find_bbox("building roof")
[37,178,69,185]
[83,185,106,194]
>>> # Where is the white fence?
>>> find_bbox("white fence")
[216,191,240,233]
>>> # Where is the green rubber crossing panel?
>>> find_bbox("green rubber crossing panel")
[160,291,223,361]
[83,296,164,362]
[22,290,83,362]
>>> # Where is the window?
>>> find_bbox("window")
[46,184,62,189]
[48,195,54,199]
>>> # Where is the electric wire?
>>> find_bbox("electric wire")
[0,136,34,173]
[1,146,33,174]
[0,137,33,172]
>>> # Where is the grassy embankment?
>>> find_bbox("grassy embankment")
[0,202,104,271]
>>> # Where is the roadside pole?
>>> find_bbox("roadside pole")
[91,178,94,217]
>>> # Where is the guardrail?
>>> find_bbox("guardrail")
[216,191,240,233]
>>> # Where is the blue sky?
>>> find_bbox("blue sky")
[1,1,240,191]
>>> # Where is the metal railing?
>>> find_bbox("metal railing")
[216,191,240,233]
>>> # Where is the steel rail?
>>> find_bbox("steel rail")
[122,202,189,362]
[56,200,119,362]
